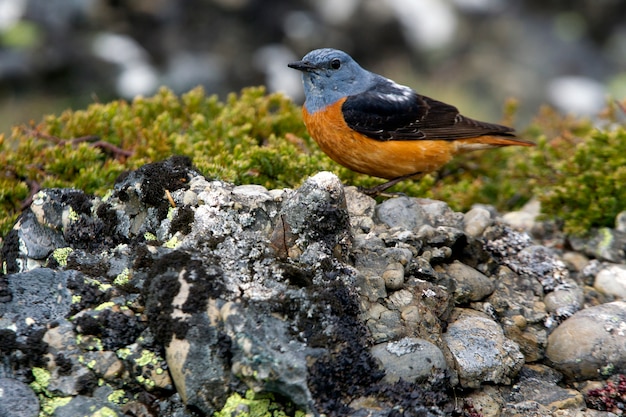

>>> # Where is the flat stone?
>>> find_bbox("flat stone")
[509,365,584,411]
[546,301,626,380]
[371,337,447,383]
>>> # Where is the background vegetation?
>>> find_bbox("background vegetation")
[1,86,624,239]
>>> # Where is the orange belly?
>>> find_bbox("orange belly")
[303,99,523,180]
[303,100,458,180]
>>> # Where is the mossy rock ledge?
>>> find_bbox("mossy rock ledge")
[1,155,626,416]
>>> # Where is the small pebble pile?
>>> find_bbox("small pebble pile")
[1,156,626,417]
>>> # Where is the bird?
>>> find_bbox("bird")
[287,48,534,195]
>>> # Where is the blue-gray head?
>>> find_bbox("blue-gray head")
[288,48,378,113]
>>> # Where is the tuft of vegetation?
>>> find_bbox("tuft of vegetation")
[0,87,625,239]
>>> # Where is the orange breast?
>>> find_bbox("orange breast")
[303,99,458,180]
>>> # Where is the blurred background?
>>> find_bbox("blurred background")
[1,0,625,136]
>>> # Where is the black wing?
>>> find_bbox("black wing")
[342,82,515,141]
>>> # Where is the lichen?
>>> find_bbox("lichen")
[113,268,131,286]
[213,390,306,417]
[52,247,74,267]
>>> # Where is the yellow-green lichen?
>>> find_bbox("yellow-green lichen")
[116,347,132,360]
[72,294,82,304]
[40,396,72,416]
[30,367,51,392]
[51,247,73,267]
[213,390,306,417]
[113,268,131,286]
[144,232,157,241]
[94,301,116,311]
[107,389,127,405]
[92,406,119,417]
[135,349,159,367]
[67,206,80,222]
[163,235,180,249]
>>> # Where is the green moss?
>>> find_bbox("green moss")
[1,86,623,239]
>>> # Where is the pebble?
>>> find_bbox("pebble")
[382,263,405,290]
[375,196,430,230]
[443,308,525,388]
[546,301,626,380]
[443,260,495,303]
[501,199,541,231]
[594,264,626,298]
[463,206,493,237]
[0,378,40,417]
[543,281,584,317]
[370,337,447,383]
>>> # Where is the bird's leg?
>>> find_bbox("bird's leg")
[359,172,423,197]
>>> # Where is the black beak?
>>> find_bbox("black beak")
[287,60,318,72]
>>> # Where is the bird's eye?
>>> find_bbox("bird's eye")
[330,58,341,70]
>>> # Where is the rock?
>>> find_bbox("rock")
[443,260,495,303]
[0,268,75,333]
[52,395,121,417]
[501,199,541,231]
[544,281,584,323]
[546,301,626,380]
[416,198,464,229]
[443,308,524,388]
[0,378,40,417]
[569,228,626,263]
[463,206,493,237]
[375,196,430,230]
[616,211,626,233]
[382,263,405,291]
[370,337,447,383]
[270,171,351,261]
[508,365,585,411]
[594,264,626,298]
[500,400,553,417]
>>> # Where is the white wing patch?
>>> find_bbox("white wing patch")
[374,79,415,103]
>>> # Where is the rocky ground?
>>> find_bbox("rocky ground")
[1,156,626,417]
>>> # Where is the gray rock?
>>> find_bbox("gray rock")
[443,308,524,388]
[507,365,584,411]
[543,281,584,322]
[371,337,447,383]
[594,264,626,298]
[463,206,493,237]
[375,196,430,230]
[417,198,463,229]
[52,395,121,417]
[0,268,75,333]
[443,260,495,303]
[569,228,626,263]
[4,210,66,273]
[546,301,626,380]
[0,378,40,417]
[269,171,351,262]
[501,199,541,231]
